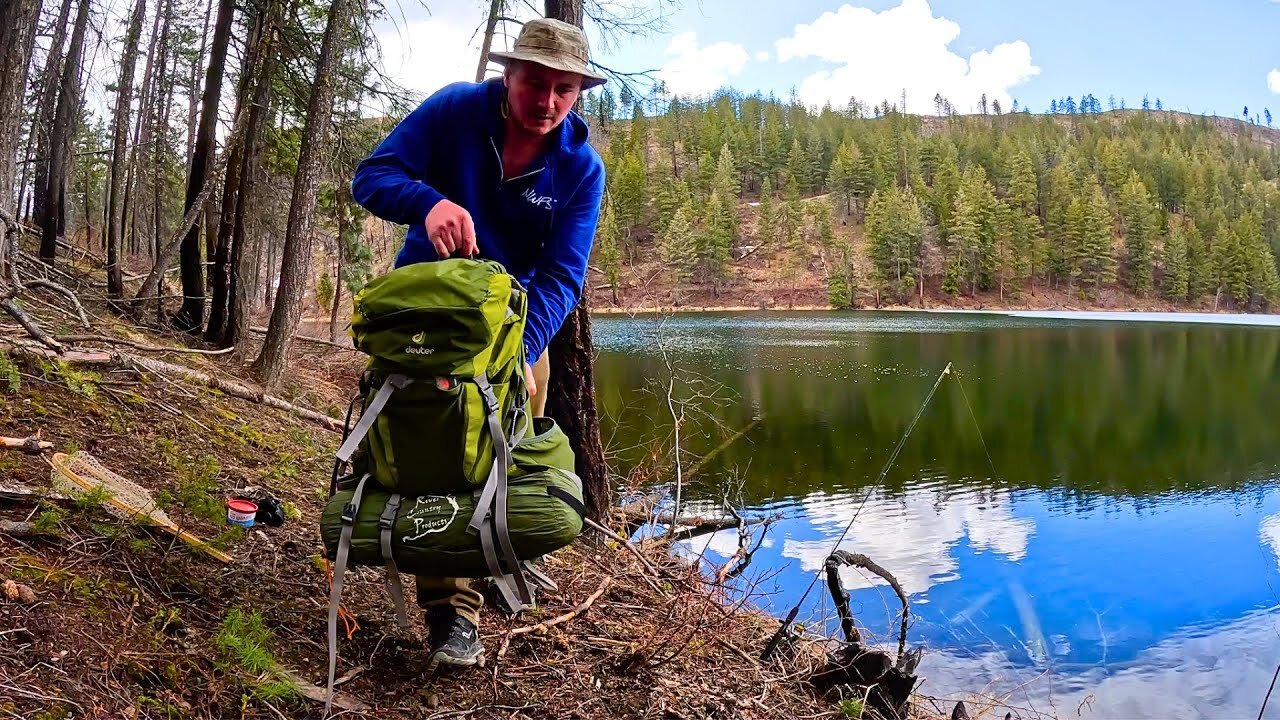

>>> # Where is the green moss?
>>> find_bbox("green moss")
[837,698,864,719]
[175,455,224,524]
[0,354,20,392]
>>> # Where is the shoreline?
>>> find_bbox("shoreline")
[592,304,1280,326]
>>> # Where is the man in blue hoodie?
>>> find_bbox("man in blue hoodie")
[350,18,606,672]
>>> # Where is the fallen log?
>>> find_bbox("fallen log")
[622,510,782,542]
[55,334,236,356]
[3,343,342,431]
[0,436,52,453]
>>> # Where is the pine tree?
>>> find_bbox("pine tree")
[612,148,647,255]
[596,197,622,304]
[711,143,739,239]
[778,198,806,307]
[1162,218,1190,302]
[702,190,733,294]
[928,152,960,241]
[1185,220,1211,302]
[756,176,775,244]
[827,143,851,216]
[1007,150,1037,215]
[1079,179,1117,290]
[948,167,998,294]
[865,186,924,303]
[848,144,873,220]
[661,204,698,286]
[785,138,807,195]
[1119,171,1156,295]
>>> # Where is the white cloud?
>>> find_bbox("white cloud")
[372,4,541,108]
[920,608,1280,719]
[1268,69,1280,95]
[773,0,1040,114]
[376,15,485,103]
[657,32,749,96]
[755,50,770,63]
[779,487,1034,597]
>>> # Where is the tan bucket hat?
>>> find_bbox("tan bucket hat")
[489,17,607,90]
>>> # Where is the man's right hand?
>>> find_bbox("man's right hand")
[425,200,478,258]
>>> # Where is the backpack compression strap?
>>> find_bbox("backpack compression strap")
[379,493,410,628]
[467,372,534,611]
[335,373,415,463]
[326,473,370,716]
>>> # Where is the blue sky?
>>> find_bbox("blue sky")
[380,0,1280,119]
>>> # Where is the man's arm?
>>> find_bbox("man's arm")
[351,92,449,227]
[523,162,606,362]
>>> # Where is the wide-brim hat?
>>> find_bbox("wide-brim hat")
[489,17,607,90]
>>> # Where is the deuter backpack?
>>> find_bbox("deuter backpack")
[320,258,587,713]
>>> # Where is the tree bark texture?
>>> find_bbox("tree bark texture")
[328,182,350,343]
[543,0,609,523]
[209,0,276,346]
[253,0,350,389]
[174,0,234,332]
[0,0,40,272]
[131,99,250,316]
[107,0,148,299]
[475,0,504,82]
[39,0,90,261]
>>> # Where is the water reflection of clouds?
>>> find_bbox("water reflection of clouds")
[780,488,1035,596]
[919,607,1280,719]
[1259,513,1280,568]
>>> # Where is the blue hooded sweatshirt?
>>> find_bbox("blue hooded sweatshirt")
[351,78,605,362]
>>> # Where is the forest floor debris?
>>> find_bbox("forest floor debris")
[0,258,1023,719]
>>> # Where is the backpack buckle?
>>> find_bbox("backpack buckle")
[378,513,394,530]
[341,502,357,525]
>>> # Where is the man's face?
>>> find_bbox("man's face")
[505,61,583,136]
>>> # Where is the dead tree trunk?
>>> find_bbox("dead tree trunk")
[173,0,234,332]
[151,0,176,265]
[128,0,167,261]
[0,0,40,272]
[253,0,350,389]
[226,83,274,351]
[131,101,250,317]
[542,0,610,524]
[29,0,72,243]
[328,183,350,342]
[106,0,148,299]
[208,0,275,345]
[475,0,505,82]
[187,0,213,172]
[39,0,90,262]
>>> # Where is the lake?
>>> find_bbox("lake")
[592,310,1280,719]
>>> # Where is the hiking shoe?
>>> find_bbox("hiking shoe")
[425,610,484,672]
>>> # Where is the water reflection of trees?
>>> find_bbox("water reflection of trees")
[596,321,1280,503]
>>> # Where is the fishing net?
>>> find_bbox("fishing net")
[49,451,231,563]
[50,451,170,524]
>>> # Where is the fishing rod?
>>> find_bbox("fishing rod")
[761,361,953,661]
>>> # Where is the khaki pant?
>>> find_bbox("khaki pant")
[416,351,550,623]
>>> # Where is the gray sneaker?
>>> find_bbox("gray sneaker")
[425,610,484,672]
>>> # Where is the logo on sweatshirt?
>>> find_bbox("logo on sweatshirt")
[522,187,554,210]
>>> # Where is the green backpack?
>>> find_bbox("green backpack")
[321,259,587,713]
[337,257,528,494]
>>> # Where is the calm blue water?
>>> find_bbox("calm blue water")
[592,310,1280,719]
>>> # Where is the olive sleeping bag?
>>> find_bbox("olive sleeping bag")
[320,466,584,579]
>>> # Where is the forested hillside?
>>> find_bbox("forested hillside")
[587,90,1280,311]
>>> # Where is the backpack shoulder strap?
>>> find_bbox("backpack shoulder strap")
[335,373,413,463]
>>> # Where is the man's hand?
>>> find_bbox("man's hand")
[525,361,537,398]
[425,200,478,258]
